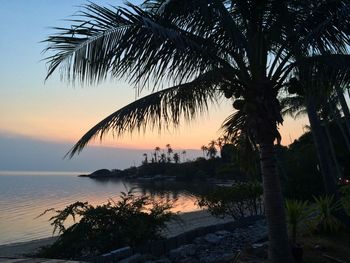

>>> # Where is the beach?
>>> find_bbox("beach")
[0,210,233,258]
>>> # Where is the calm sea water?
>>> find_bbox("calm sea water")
[0,171,206,245]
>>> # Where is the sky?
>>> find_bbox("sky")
[0,0,308,171]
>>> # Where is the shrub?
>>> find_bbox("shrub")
[197,181,263,219]
[285,199,310,244]
[36,190,176,259]
[310,195,342,234]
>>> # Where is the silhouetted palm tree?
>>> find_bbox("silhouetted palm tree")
[160,153,166,163]
[216,137,224,152]
[335,86,350,137]
[200,145,208,158]
[281,55,350,227]
[44,1,350,261]
[207,140,217,159]
[166,144,173,162]
[142,153,148,164]
[154,146,160,163]
[173,153,180,164]
[181,150,186,163]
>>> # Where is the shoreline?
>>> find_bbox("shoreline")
[0,210,233,258]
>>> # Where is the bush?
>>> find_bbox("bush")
[36,190,176,259]
[310,195,342,234]
[197,181,263,219]
[285,199,310,244]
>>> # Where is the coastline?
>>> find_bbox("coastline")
[0,210,233,258]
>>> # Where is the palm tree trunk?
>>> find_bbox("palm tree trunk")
[306,98,338,195]
[335,86,350,137]
[259,143,294,263]
[306,98,350,228]
[323,122,342,179]
[335,113,350,152]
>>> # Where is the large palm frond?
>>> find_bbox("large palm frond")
[44,2,243,89]
[280,96,307,119]
[281,54,350,120]
[220,110,248,143]
[268,0,350,85]
[66,70,225,157]
[296,54,350,100]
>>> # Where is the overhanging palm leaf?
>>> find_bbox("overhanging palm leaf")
[281,54,350,122]
[281,96,307,119]
[66,70,225,157]
[44,2,242,88]
[220,110,248,142]
[295,54,350,102]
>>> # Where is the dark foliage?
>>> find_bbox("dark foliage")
[36,190,175,259]
[276,134,325,200]
[277,121,350,201]
[198,181,264,219]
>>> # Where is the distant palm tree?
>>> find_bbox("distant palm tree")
[207,140,217,159]
[216,137,224,152]
[200,145,208,158]
[166,144,173,162]
[173,153,180,164]
[44,1,350,261]
[154,146,161,162]
[142,153,148,164]
[181,150,186,163]
[160,153,166,163]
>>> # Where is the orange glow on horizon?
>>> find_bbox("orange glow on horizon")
[1,111,308,151]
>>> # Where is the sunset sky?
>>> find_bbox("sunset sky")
[0,0,308,171]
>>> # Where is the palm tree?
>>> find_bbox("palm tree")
[44,1,350,262]
[181,150,186,163]
[335,86,350,137]
[154,146,160,163]
[216,137,224,152]
[142,153,148,164]
[173,152,180,164]
[160,152,166,163]
[281,55,350,227]
[200,145,208,158]
[166,143,173,162]
[207,140,218,159]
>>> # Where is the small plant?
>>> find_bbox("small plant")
[311,195,342,234]
[285,199,310,244]
[198,181,263,219]
[36,189,176,259]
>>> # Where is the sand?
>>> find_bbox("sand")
[0,210,233,258]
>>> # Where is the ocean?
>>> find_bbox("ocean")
[0,171,203,245]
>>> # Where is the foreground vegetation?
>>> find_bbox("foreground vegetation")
[36,190,176,259]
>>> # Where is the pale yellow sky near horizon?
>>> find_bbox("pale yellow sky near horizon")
[1,77,308,150]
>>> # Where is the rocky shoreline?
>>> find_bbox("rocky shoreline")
[91,217,267,263]
[150,219,267,263]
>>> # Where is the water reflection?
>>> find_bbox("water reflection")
[0,174,214,245]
